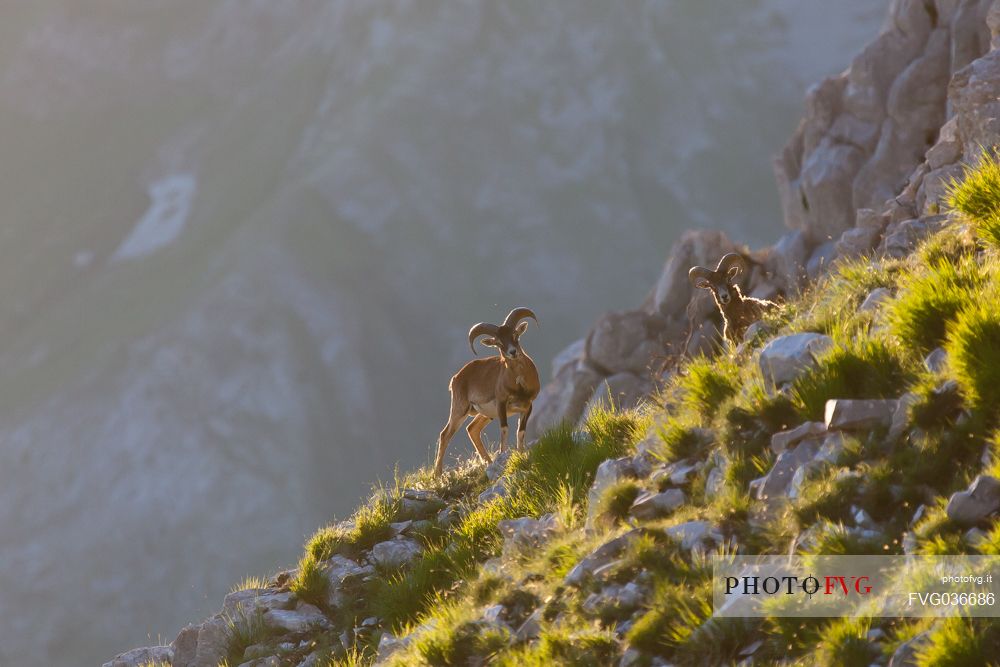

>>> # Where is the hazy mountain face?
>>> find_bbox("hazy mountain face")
[0,2,883,664]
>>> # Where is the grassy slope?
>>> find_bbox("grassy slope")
[222,157,1000,666]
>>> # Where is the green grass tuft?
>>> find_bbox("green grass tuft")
[791,339,911,421]
[814,617,877,667]
[594,479,642,524]
[671,355,740,420]
[888,256,987,354]
[914,616,1000,666]
[289,553,330,608]
[948,149,1000,248]
[945,296,1000,418]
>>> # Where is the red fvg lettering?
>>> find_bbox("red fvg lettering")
[823,576,872,595]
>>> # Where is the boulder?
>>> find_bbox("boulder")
[684,317,723,357]
[628,489,686,521]
[952,49,1000,158]
[925,116,962,169]
[587,372,654,413]
[759,333,833,386]
[222,589,294,617]
[946,475,1000,525]
[919,163,966,215]
[835,225,883,262]
[564,530,643,586]
[324,556,375,608]
[770,421,826,454]
[374,631,414,666]
[923,347,948,374]
[770,230,810,292]
[190,617,228,667]
[859,287,893,312]
[398,489,445,520]
[582,582,646,617]
[757,439,821,501]
[551,338,586,377]
[370,538,422,569]
[498,514,558,553]
[664,520,722,551]
[651,459,703,486]
[825,399,898,430]
[649,230,743,319]
[888,631,929,667]
[806,241,836,280]
[631,449,660,479]
[263,605,331,634]
[513,609,543,643]
[586,457,637,530]
[888,392,918,440]
[170,625,200,667]
[814,432,847,464]
[585,309,668,376]
[880,215,947,258]
[525,363,602,441]
[102,646,174,667]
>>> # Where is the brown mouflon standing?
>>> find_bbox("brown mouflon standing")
[435,307,540,476]
[688,253,776,344]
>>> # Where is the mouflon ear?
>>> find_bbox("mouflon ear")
[515,321,529,335]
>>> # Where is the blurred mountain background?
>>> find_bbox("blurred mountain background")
[0,2,883,664]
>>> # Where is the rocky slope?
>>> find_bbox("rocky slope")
[103,0,1000,665]
[0,4,882,664]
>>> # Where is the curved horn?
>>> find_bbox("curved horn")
[468,322,500,355]
[688,266,713,287]
[502,307,538,329]
[716,253,747,278]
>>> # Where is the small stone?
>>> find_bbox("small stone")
[771,421,827,454]
[759,333,833,386]
[498,514,558,554]
[923,347,948,374]
[170,624,199,667]
[758,439,821,501]
[631,449,659,479]
[370,538,423,569]
[888,393,918,441]
[586,457,637,530]
[853,507,876,529]
[437,507,460,528]
[478,481,508,504]
[629,489,686,520]
[814,432,846,464]
[859,287,892,312]
[664,520,721,551]
[964,527,988,548]
[947,476,1000,526]
[564,530,642,586]
[888,631,929,667]
[486,450,513,482]
[738,639,764,657]
[102,647,174,667]
[651,459,703,486]
[513,609,543,643]
[825,399,898,430]
[482,604,505,624]
[263,605,331,634]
